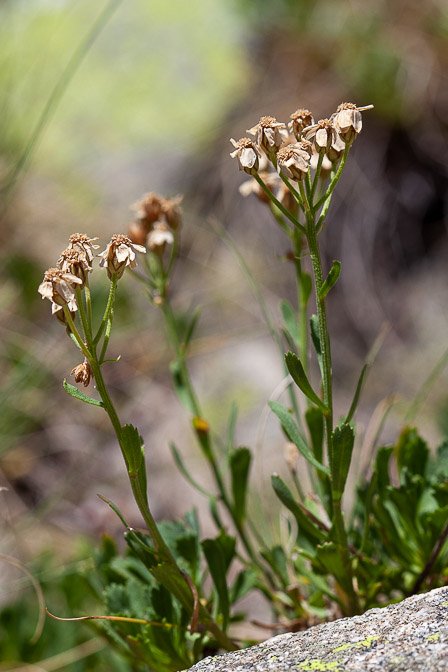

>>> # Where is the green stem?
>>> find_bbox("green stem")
[94,274,118,346]
[253,174,305,233]
[75,288,92,346]
[314,143,351,212]
[310,151,325,203]
[63,308,90,359]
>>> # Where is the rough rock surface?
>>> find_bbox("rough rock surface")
[188,587,448,671]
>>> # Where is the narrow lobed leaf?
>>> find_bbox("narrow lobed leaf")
[319,260,341,301]
[285,351,329,414]
[63,379,104,407]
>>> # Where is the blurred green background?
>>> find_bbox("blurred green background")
[1,0,447,669]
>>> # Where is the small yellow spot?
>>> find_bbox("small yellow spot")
[426,633,440,642]
[298,660,342,671]
[333,635,379,652]
[441,601,448,607]
[192,416,210,434]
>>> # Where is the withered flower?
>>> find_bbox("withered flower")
[127,220,148,247]
[38,267,82,310]
[71,359,93,387]
[147,221,174,253]
[303,119,338,153]
[68,233,99,263]
[161,195,183,230]
[98,234,146,280]
[276,142,311,182]
[131,193,163,230]
[57,247,92,288]
[288,109,314,141]
[332,102,373,143]
[326,132,346,162]
[230,137,261,174]
[247,116,288,154]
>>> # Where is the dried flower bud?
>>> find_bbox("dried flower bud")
[128,220,148,246]
[303,119,338,153]
[284,442,299,471]
[147,221,174,253]
[38,267,82,310]
[57,247,92,288]
[276,143,311,182]
[230,137,261,174]
[68,233,99,263]
[98,234,146,280]
[288,109,314,141]
[161,195,183,230]
[71,359,93,387]
[131,193,163,230]
[326,132,346,162]
[332,102,373,143]
[247,116,288,154]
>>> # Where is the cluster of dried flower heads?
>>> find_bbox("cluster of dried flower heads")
[38,232,146,323]
[230,102,372,204]
[128,192,183,254]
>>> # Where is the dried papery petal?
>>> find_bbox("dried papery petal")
[147,221,174,254]
[131,193,163,230]
[53,305,76,326]
[285,442,299,471]
[38,267,82,307]
[161,195,183,230]
[127,220,148,246]
[276,143,311,182]
[57,247,92,288]
[288,109,315,141]
[98,234,146,280]
[68,233,99,263]
[230,137,261,174]
[247,116,288,154]
[326,133,346,162]
[332,102,373,143]
[239,171,279,203]
[71,360,93,387]
[303,119,338,153]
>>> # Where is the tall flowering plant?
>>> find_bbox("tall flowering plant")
[38,102,448,670]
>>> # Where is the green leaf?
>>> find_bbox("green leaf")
[226,402,238,453]
[183,305,201,352]
[229,447,251,525]
[374,445,393,493]
[309,315,323,375]
[169,360,195,414]
[305,406,324,464]
[281,300,299,345]
[395,426,429,478]
[121,424,144,478]
[346,364,368,423]
[330,423,355,501]
[260,545,289,587]
[269,401,329,475]
[170,442,212,497]
[63,379,104,407]
[285,351,329,414]
[315,542,352,594]
[229,568,258,605]
[301,272,312,305]
[319,260,341,300]
[209,496,224,530]
[271,475,327,547]
[202,536,234,628]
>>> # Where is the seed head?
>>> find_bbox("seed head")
[276,143,311,182]
[38,267,82,310]
[247,116,288,154]
[71,360,93,387]
[332,102,373,143]
[98,234,146,280]
[68,233,99,263]
[161,195,183,230]
[303,119,338,153]
[288,109,315,141]
[131,193,164,230]
[230,137,261,174]
[57,247,92,288]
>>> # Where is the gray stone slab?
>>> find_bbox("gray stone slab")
[187,587,448,671]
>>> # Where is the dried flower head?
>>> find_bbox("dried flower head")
[247,116,288,154]
[326,132,346,163]
[332,102,373,143]
[98,234,146,280]
[289,109,315,141]
[127,220,148,247]
[147,221,174,254]
[131,193,163,230]
[303,118,338,153]
[71,359,93,387]
[57,247,92,288]
[230,137,261,174]
[161,195,183,230]
[276,142,311,182]
[68,233,99,263]
[38,267,82,311]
